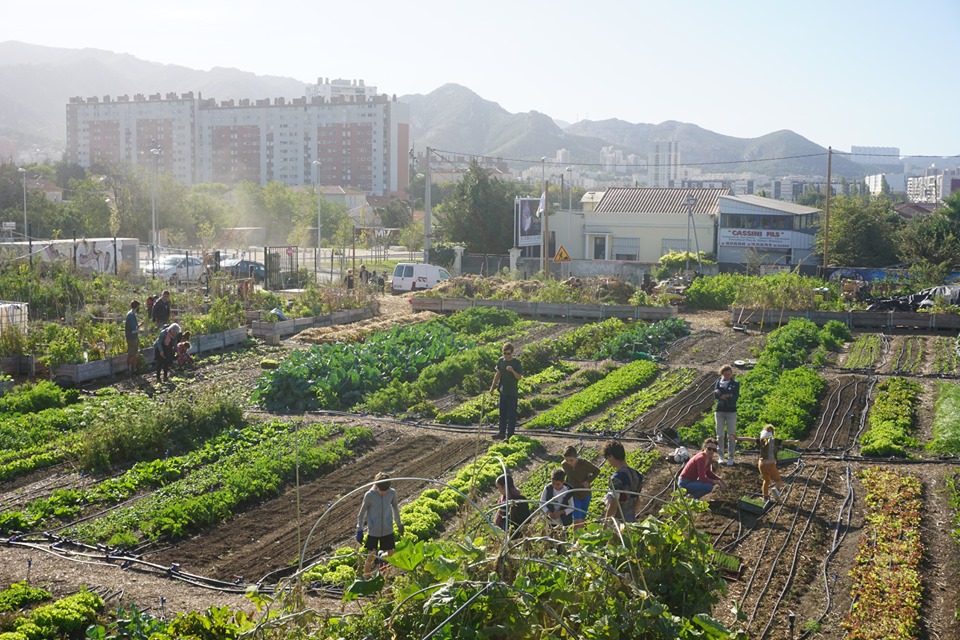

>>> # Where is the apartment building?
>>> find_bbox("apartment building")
[65,85,410,196]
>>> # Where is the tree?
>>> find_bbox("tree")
[434,161,515,253]
[816,195,901,267]
[376,198,412,229]
[897,210,960,268]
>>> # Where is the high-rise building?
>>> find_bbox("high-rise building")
[66,86,410,196]
[650,140,680,187]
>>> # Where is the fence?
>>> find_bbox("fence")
[730,307,960,331]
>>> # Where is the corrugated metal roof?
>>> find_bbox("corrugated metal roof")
[594,188,730,214]
[719,194,819,215]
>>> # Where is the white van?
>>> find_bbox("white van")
[391,262,452,293]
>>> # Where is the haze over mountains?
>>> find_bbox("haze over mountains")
[0,41,906,178]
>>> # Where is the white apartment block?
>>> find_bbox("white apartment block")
[66,89,410,196]
[864,173,906,195]
[907,167,960,204]
[649,140,680,187]
[305,78,380,102]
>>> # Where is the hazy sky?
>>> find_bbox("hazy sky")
[5,0,959,156]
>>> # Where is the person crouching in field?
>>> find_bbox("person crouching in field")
[678,438,727,500]
[539,468,574,528]
[735,424,799,505]
[356,472,404,578]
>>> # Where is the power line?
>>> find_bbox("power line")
[428,147,960,171]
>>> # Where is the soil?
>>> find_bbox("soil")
[2,298,959,639]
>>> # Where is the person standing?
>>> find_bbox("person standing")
[678,438,727,500]
[124,300,140,375]
[152,290,171,327]
[356,472,404,578]
[602,440,643,524]
[735,425,799,504]
[489,342,523,440]
[562,446,600,529]
[153,322,180,383]
[359,264,370,287]
[539,469,575,527]
[714,364,740,466]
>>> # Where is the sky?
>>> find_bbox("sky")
[4,0,959,156]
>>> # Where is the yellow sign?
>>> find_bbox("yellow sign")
[553,245,572,263]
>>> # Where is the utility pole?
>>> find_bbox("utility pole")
[684,194,702,272]
[823,147,832,274]
[424,147,432,263]
[544,179,551,278]
[313,160,322,280]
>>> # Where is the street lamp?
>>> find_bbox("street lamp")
[17,167,26,240]
[149,142,162,274]
[313,159,322,280]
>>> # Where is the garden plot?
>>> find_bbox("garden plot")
[840,333,885,370]
[5,304,960,638]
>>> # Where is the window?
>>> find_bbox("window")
[662,239,687,254]
[612,237,640,261]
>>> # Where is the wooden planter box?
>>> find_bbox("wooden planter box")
[223,327,249,347]
[850,311,890,329]
[53,358,112,384]
[411,298,442,312]
[636,306,677,321]
[930,314,960,331]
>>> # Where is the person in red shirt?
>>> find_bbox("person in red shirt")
[678,438,727,499]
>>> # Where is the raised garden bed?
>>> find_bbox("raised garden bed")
[250,305,376,342]
[412,298,676,321]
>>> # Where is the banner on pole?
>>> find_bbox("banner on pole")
[516,197,542,247]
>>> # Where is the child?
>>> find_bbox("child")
[735,424,799,504]
[176,330,193,368]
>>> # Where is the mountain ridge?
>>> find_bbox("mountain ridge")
[0,41,898,177]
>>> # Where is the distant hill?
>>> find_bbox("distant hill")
[0,41,305,152]
[0,41,923,179]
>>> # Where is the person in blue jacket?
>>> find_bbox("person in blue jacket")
[714,364,740,466]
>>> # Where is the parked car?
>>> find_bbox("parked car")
[143,255,205,284]
[221,258,266,283]
[391,262,451,293]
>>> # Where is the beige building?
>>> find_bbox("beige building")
[570,188,728,262]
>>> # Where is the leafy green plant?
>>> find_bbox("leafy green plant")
[843,334,883,369]
[253,319,473,411]
[579,368,698,433]
[860,377,921,457]
[929,382,960,454]
[842,467,922,639]
[594,317,690,361]
[0,582,52,613]
[525,360,659,430]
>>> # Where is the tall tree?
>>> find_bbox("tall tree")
[816,195,901,267]
[435,161,515,253]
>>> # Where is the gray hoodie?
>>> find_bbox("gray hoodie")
[357,487,401,537]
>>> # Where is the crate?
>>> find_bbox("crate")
[711,550,744,580]
[737,496,769,515]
